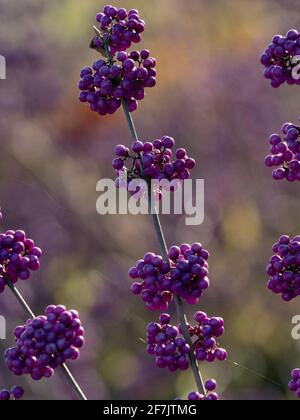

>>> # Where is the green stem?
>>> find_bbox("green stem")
[4,276,88,401]
[121,102,206,395]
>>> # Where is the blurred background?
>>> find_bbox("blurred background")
[0,0,300,400]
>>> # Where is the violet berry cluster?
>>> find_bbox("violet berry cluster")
[189,312,227,363]
[261,29,300,88]
[93,6,145,56]
[79,5,156,115]
[288,369,300,399]
[113,138,196,193]
[266,235,300,302]
[0,386,24,401]
[188,380,219,401]
[146,314,190,372]
[5,305,85,381]
[265,122,300,181]
[129,243,210,310]
[79,49,156,115]
[0,229,42,294]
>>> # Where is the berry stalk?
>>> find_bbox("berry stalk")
[121,101,206,395]
[3,275,87,401]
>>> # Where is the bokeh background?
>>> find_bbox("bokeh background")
[0,0,300,400]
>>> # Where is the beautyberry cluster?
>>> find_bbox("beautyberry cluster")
[92,6,145,55]
[266,235,300,301]
[114,138,196,194]
[265,122,300,181]
[188,380,219,401]
[130,252,173,311]
[146,314,190,372]
[79,49,156,115]
[190,312,227,363]
[288,368,300,399]
[0,229,42,294]
[261,29,300,88]
[5,305,85,380]
[168,243,209,305]
[0,386,24,401]
[129,243,209,310]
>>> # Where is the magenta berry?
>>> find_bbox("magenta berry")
[266,235,300,301]
[5,305,85,381]
[261,29,300,88]
[78,49,156,116]
[288,369,300,399]
[265,122,300,181]
[0,229,42,293]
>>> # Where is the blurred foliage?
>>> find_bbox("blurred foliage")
[0,0,300,400]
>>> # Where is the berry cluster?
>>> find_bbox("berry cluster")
[130,252,173,311]
[114,138,196,196]
[190,312,227,363]
[129,243,209,310]
[93,6,145,56]
[5,305,85,380]
[168,243,209,305]
[288,368,300,399]
[146,314,190,372]
[265,122,300,181]
[79,49,156,115]
[188,379,219,401]
[267,235,300,301]
[0,386,24,401]
[0,229,42,294]
[261,29,300,88]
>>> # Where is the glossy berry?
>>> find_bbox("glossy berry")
[266,235,300,301]
[288,368,300,399]
[0,229,42,294]
[114,138,196,199]
[79,50,156,116]
[92,6,145,56]
[0,386,24,400]
[188,379,219,400]
[265,122,300,181]
[261,29,300,88]
[5,305,85,381]
[146,315,190,372]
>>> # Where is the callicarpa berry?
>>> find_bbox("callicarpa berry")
[189,312,227,363]
[78,49,156,116]
[288,368,300,399]
[92,6,145,56]
[266,235,300,301]
[261,29,300,88]
[0,229,42,294]
[146,314,190,372]
[0,386,24,400]
[113,138,196,199]
[129,243,210,310]
[264,122,300,182]
[5,305,85,381]
[188,379,219,400]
